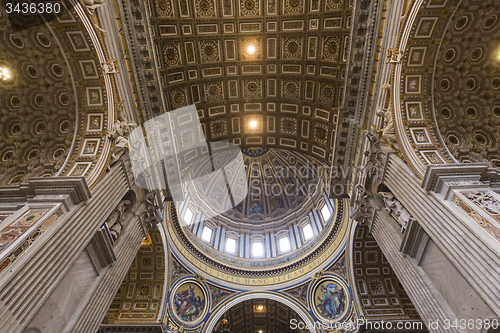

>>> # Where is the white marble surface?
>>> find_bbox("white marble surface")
[420,239,496,333]
[25,251,97,333]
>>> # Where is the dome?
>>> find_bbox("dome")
[433,0,500,167]
[175,148,337,268]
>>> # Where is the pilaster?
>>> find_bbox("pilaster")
[383,154,500,317]
[67,217,146,333]
[0,163,130,333]
[371,212,466,333]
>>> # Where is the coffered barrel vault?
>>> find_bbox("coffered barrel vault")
[129,0,353,164]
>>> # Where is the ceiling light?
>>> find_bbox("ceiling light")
[0,66,12,81]
[247,45,255,54]
[249,120,258,128]
[258,330,263,333]
[256,305,264,311]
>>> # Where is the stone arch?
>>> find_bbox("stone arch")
[204,292,317,333]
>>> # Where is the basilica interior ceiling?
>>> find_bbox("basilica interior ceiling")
[0,14,76,185]
[126,0,354,166]
[190,148,326,225]
[181,147,334,264]
[434,0,500,166]
[396,0,500,174]
[0,0,433,331]
[0,3,112,188]
[217,298,305,333]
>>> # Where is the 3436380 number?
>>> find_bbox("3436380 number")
[5,2,61,14]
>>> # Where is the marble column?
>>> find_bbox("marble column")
[0,163,130,333]
[383,156,500,319]
[371,211,466,333]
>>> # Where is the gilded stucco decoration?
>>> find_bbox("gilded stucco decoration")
[393,0,500,177]
[140,0,353,165]
[104,229,165,323]
[0,1,118,188]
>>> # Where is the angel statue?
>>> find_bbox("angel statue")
[107,100,137,168]
[375,107,397,143]
[82,0,106,15]
[82,0,107,32]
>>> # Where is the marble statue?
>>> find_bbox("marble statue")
[107,101,137,168]
[82,0,106,15]
[378,191,411,232]
[140,191,162,230]
[82,0,107,33]
[106,199,132,241]
[375,107,397,143]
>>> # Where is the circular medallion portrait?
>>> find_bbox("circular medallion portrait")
[171,280,208,325]
[312,277,350,322]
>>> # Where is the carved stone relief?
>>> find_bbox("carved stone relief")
[106,200,132,241]
[107,101,137,168]
[466,190,500,215]
[378,192,412,233]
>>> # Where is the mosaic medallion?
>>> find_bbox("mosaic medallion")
[241,0,259,15]
[200,41,219,62]
[285,0,303,13]
[283,80,300,98]
[284,38,301,58]
[196,0,215,17]
[171,281,207,325]
[171,89,187,109]
[312,277,350,322]
[205,82,223,100]
[326,0,343,10]
[320,83,336,103]
[244,79,262,97]
[156,0,172,15]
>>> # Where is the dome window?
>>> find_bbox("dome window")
[302,224,314,241]
[226,238,237,254]
[279,237,291,254]
[184,207,194,225]
[321,204,332,223]
[201,226,213,243]
[252,241,264,258]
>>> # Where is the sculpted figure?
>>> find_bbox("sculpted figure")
[106,199,132,241]
[375,108,397,143]
[82,0,107,33]
[107,101,137,167]
[141,191,162,229]
[378,192,411,231]
[82,0,106,15]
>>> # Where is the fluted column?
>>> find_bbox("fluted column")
[371,212,466,333]
[67,216,146,333]
[383,154,500,317]
[0,163,130,333]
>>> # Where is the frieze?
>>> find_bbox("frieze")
[165,200,349,286]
